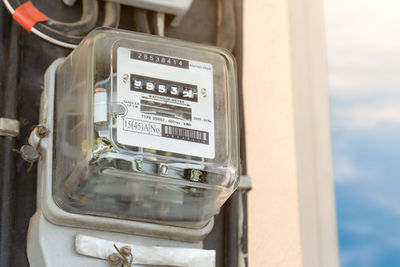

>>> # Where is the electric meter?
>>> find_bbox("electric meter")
[46,28,239,231]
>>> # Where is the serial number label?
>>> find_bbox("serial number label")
[131,51,189,69]
[131,74,198,102]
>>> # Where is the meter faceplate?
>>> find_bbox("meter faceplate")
[115,47,215,159]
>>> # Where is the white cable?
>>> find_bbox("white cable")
[2,0,15,13]
[32,28,77,49]
[156,12,165,37]
[62,0,78,6]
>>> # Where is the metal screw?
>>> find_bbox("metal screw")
[112,103,127,117]
[13,145,40,172]
[201,88,207,97]
[35,125,48,138]
[112,244,133,266]
[159,164,168,176]
[135,159,143,171]
[123,74,129,83]
[119,246,132,257]
[190,187,197,193]
[190,169,202,182]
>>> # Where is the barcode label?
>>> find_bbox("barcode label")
[162,125,209,144]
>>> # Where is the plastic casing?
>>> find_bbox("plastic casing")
[53,28,239,228]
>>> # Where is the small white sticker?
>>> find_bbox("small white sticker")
[116,47,215,158]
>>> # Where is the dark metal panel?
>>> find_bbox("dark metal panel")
[0,20,22,267]
[10,31,70,267]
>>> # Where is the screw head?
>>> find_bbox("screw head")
[201,88,207,97]
[123,74,129,83]
[190,169,202,182]
[135,159,143,171]
[35,125,48,138]
[120,246,132,256]
[108,253,122,266]
[159,164,168,176]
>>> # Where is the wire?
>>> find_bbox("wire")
[103,1,120,28]
[44,0,99,36]
[152,12,165,37]
[2,0,120,48]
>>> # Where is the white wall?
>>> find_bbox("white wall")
[243,0,339,266]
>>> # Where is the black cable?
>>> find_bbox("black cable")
[134,8,150,33]
[3,0,83,47]
[0,20,21,267]
[103,1,120,28]
[44,0,99,36]
[0,1,5,99]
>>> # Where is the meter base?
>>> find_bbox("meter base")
[27,210,204,267]
[32,58,214,245]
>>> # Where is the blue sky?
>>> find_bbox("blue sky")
[325,0,400,266]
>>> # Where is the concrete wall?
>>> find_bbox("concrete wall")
[243,1,339,266]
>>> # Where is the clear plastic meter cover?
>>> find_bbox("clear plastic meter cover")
[53,28,239,227]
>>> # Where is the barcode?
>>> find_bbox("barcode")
[162,125,209,144]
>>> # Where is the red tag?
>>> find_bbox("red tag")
[13,1,49,32]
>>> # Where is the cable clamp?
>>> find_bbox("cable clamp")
[0,117,20,137]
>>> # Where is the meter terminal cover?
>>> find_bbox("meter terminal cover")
[46,28,239,235]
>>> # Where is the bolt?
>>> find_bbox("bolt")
[135,159,143,171]
[190,169,202,182]
[112,244,133,266]
[35,125,48,138]
[190,187,197,193]
[112,103,127,116]
[20,145,40,163]
[108,253,122,266]
[201,88,207,97]
[120,246,132,257]
[159,164,168,176]
[123,74,129,83]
